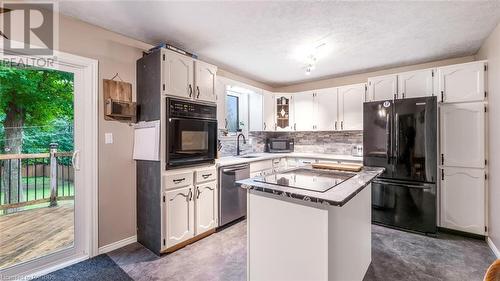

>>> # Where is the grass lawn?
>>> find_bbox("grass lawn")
[1,176,74,205]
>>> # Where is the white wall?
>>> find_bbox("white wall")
[477,22,500,249]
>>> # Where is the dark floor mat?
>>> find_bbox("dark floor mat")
[34,254,132,281]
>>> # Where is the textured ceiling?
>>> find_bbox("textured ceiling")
[58,1,500,87]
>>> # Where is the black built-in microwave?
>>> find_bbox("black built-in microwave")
[166,98,217,169]
[266,138,294,153]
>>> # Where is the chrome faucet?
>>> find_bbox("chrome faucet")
[236,133,246,156]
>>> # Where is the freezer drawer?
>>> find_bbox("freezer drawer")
[372,178,437,233]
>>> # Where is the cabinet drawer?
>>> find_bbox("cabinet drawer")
[250,160,273,173]
[164,171,193,189]
[195,167,217,183]
[296,158,316,166]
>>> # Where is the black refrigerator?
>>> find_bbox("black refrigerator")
[363,96,437,234]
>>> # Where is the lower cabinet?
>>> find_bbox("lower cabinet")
[440,167,486,235]
[164,186,195,248]
[195,181,218,234]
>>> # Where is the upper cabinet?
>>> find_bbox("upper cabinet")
[163,49,217,103]
[275,94,294,131]
[163,51,194,99]
[437,61,486,103]
[315,88,338,131]
[397,68,435,99]
[263,91,275,132]
[194,61,217,103]
[338,83,366,131]
[367,74,397,102]
[248,91,264,132]
[294,91,315,131]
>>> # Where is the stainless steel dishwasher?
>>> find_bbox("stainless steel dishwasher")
[219,163,250,227]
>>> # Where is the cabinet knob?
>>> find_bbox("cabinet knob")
[196,86,200,99]
[189,84,193,97]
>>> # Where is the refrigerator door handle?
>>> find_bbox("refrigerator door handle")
[386,114,392,164]
[372,180,433,190]
[394,113,399,162]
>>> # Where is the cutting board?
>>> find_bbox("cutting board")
[312,163,363,172]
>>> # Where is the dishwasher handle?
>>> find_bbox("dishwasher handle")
[222,164,250,173]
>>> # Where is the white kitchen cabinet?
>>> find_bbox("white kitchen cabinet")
[275,94,294,131]
[294,91,315,131]
[437,61,486,103]
[397,68,435,99]
[367,74,397,101]
[163,51,194,99]
[164,186,195,248]
[263,91,275,132]
[195,181,217,234]
[249,91,263,131]
[338,83,365,131]
[315,87,338,131]
[440,102,485,168]
[441,167,485,235]
[194,60,217,103]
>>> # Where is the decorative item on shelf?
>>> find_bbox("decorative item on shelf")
[276,96,290,129]
[103,73,136,123]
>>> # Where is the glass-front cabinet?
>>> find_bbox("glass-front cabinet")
[275,94,294,131]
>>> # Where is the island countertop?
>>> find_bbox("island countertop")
[237,166,384,207]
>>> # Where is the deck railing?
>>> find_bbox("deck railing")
[0,145,74,211]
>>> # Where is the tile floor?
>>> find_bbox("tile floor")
[108,221,496,281]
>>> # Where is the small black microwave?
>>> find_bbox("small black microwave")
[266,138,294,153]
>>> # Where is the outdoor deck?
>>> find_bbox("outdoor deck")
[0,200,74,269]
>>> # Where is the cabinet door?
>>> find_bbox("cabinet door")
[441,167,485,235]
[263,91,275,131]
[338,83,365,131]
[398,69,434,99]
[165,186,194,248]
[440,102,485,168]
[315,88,338,131]
[368,74,397,101]
[294,91,315,131]
[438,61,485,103]
[275,94,294,131]
[195,182,217,234]
[249,91,263,131]
[164,51,194,99]
[194,61,217,102]
[216,78,227,130]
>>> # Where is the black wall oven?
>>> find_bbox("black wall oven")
[166,98,217,169]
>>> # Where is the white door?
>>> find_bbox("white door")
[216,78,227,130]
[438,61,485,103]
[248,91,263,131]
[315,88,338,131]
[338,83,365,131]
[294,91,315,131]
[164,50,194,99]
[0,51,97,276]
[440,102,485,168]
[195,182,217,234]
[397,69,434,99]
[368,74,397,101]
[275,94,294,131]
[165,186,194,248]
[262,91,275,131]
[441,167,485,235]
[194,61,217,103]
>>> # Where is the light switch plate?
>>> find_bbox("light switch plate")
[105,133,113,144]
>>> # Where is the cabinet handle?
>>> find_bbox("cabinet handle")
[173,178,185,184]
[189,84,193,97]
[201,173,212,179]
[334,121,338,130]
[294,123,296,131]
[263,122,266,130]
[188,188,193,201]
[225,118,228,129]
[441,91,444,102]
[196,186,201,199]
[196,86,200,99]
[341,121,344,130]
[274,123,277,130]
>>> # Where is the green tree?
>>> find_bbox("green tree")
[0,62,73,205]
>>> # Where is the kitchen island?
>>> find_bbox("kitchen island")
[237,166,384,281]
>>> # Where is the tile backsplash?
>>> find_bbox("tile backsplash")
[218,131,362,157]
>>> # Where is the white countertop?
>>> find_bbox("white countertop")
[216,152,363,167]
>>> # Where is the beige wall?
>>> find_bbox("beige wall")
[477,22,500,250]
[274,56,475,93]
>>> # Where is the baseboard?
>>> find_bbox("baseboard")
[487,237,500,259]
[98,235,137,254]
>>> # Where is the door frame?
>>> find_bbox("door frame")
[0,40,99,278]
